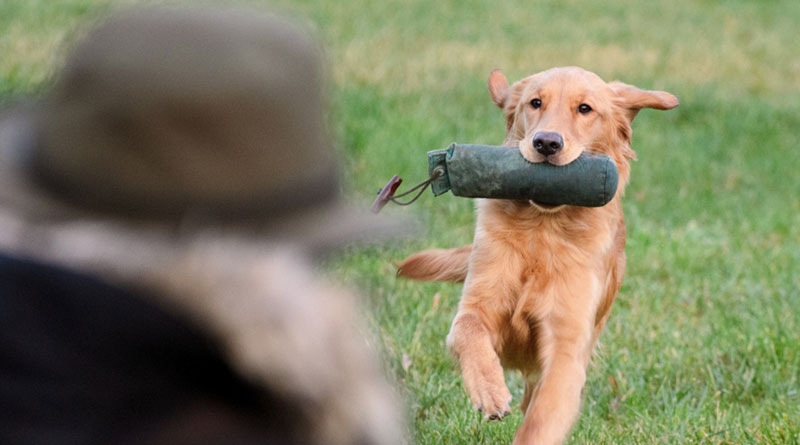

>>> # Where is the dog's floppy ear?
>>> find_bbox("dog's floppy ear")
[609,82,678,147]
[610,81,679,120]
[488,69,509,108]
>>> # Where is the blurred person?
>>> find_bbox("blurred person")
[0,5,404,444]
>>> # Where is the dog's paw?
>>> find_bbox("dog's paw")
[476,385,512,421]
[464,375,512,421]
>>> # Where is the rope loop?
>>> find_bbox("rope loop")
[388,167,444,206]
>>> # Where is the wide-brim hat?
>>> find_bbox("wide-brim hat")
[0,6,406,250]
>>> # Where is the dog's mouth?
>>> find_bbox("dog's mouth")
[529,200,565,212]
[525,158,570,213]
[517,141,581,213]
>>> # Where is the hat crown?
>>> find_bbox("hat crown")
[38,6,338,220]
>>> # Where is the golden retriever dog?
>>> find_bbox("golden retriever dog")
[398,67,678,444]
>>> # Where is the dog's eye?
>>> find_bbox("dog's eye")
[578,104,593,114]
[530,98,542,109]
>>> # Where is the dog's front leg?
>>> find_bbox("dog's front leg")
[513,324,592,444]
[447,309,512,420]
[448,223,523,421]
[513,280,599,445]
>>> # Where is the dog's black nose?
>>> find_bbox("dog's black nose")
[533,132,563,156]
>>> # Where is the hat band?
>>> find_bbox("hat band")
[29,136,341,225]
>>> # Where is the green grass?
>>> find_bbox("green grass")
[3,0,799,443]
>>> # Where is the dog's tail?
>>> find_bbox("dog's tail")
[396,245,472,283]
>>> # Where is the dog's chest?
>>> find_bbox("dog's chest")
[520,227,593,286]
[491,227,610,368]
[475,201,619,343]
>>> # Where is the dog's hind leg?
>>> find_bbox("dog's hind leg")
[520,378,535,415]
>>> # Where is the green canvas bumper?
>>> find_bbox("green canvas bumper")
[427,143,619,207]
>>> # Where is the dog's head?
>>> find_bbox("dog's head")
[488,67,678,206]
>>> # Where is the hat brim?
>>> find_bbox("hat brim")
[0,103,414,251]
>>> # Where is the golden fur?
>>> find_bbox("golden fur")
[398,67,677,444]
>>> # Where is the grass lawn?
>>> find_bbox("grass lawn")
[3,0,799,443]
